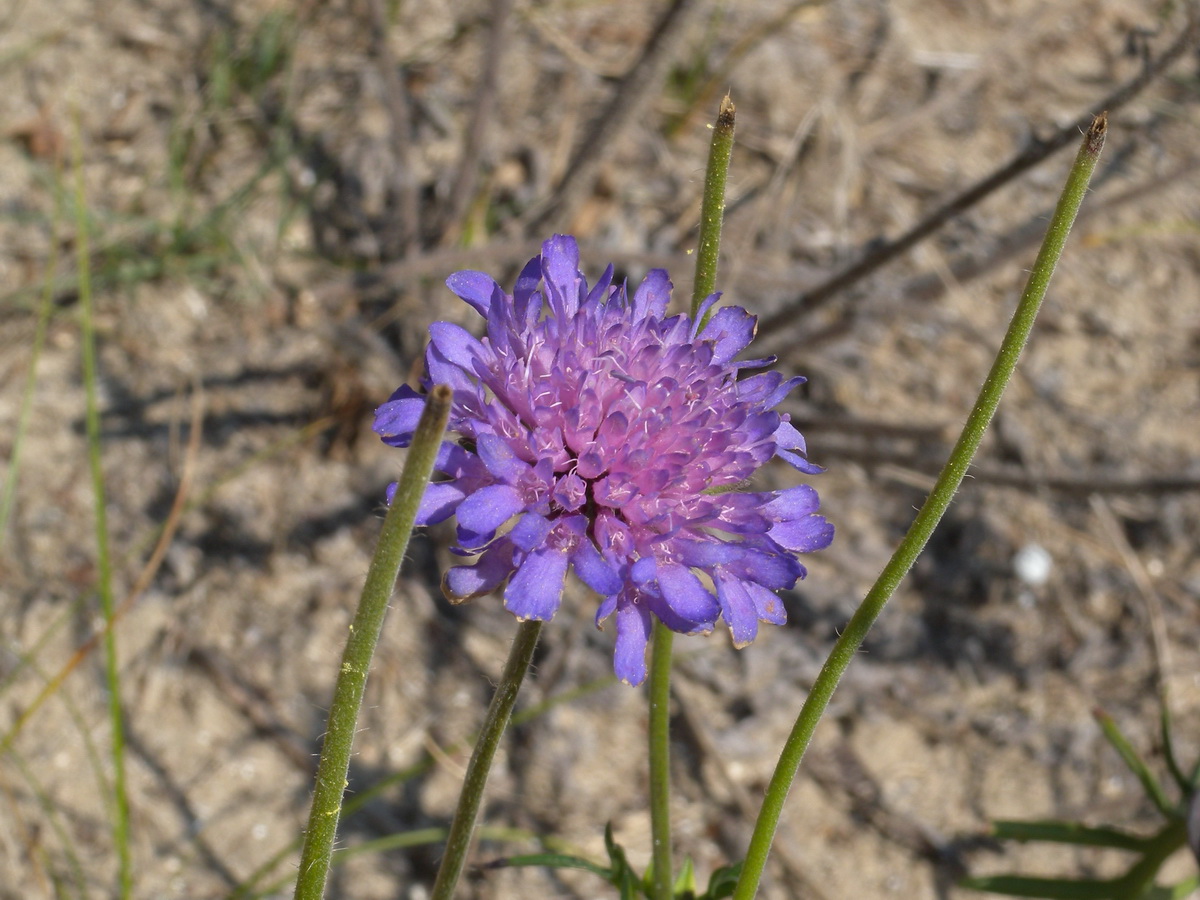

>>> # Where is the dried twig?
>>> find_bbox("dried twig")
[896,158,1200,305]
[815,442,1200,496]
[367,0,420,253]
[758,6,1200,340]
[522,0,702,234]
[1089,496,1174,706]
[438,0,515,243]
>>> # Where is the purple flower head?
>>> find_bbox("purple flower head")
[374,235,833,685]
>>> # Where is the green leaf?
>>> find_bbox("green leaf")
[604,822,645,899]
[618,861,642,900]
[1151,875,1199,900]
[702,862,743,900]
[960,874,1120,899]
[991,820,1154,852]
[673,857,697,898]
[1094,709,1175,817]
[1159,702,1190,795]
[485,852,613,881]
[1187,790,1199,865]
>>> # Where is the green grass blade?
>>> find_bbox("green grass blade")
[4,743,91,899]
[0,163,61,546]
[72,119,132,899]
[1159,702,1190,794]
[991,820,1154,852]
[961,874,1119,899]
[1093,709,1175,817]
[481,852,614,880]
[1156,875,1199,899]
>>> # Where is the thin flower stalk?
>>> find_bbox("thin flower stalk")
[429,618,543,900]
[647,621,676,900]
[732,112,1108,900]
[650,92,738,900]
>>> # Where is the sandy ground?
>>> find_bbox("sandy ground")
[0,0,1198,898]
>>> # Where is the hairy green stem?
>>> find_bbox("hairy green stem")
[430,618,543,900]
[294,385,452,900]
[647,621,676,900]
[691,93,735,321]
[733,113,1108,900]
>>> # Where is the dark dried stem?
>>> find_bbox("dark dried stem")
[523,0,700,233]
[367,0,420,254]
[439,0,515,242]
[758,8,1198,340]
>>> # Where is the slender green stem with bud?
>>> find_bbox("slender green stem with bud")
[733,113,1108,900]
[692,93,736,324]
[294,385,453,900]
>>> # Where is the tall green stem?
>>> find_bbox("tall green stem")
[733,113,1108,900]
[430,618,543,900]
[647,621,676,900]
[642,95,738,900]
[294,385,453,900]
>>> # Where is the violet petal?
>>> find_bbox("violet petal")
[445,270,498,317]
[455,483,525,533]
[631,269,672,321]
[770,515,834,553]
[612,599,652,685]
[715,576,759,648]
[504,546,569,620]
[656,563,719,623]
[415,481,468,526]
[571,539,623,596]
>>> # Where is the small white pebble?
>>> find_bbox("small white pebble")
[1013,543,1053,586]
